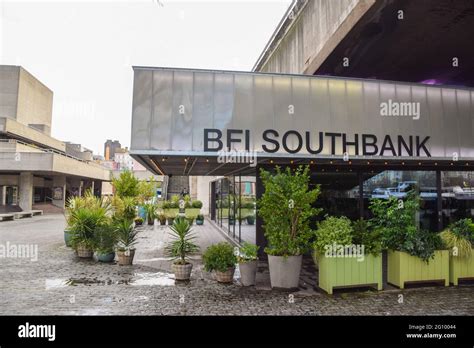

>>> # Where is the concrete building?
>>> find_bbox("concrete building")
[0,65,110,213]
[104,139,121,161]
[130,0,474,253]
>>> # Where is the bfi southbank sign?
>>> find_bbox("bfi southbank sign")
[204,129,431,157]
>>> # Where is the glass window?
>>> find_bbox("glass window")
[362,170,438,231]
[441,171,474,226]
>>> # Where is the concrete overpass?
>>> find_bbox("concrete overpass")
[254,0,474,87]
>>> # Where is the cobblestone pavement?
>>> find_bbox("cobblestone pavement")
[0,214,473,315]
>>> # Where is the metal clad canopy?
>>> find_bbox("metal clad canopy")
[130,67,474,175]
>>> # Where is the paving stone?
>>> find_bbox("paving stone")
[0,214,473,315]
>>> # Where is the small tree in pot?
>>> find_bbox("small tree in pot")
[165,217,199,281]
[144,203,157,226]
[237,242,259,286]
[203,243,237,283]
[116,219,139,265]
[258,165,321,288]
[196,214,204,225]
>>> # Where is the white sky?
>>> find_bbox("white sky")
[0,0,291,155]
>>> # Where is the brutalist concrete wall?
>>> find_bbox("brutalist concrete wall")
[255,0,376,75]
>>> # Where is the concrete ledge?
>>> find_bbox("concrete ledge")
[0,213,15,221]
[14,211,33,219]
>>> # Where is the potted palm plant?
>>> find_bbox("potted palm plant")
[94,224,117,263]
[165,217,199,280]
[116,219,139,265]
[258,165,321,288]
[203,243,237,283]
[69,201,110,259]
[237,242,259,286]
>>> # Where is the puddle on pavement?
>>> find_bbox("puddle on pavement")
[45,272,176,288]
[129,272,175,286]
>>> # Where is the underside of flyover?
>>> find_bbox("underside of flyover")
[316,0,474,87]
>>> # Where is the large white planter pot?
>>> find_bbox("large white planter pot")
[268,255,302,289]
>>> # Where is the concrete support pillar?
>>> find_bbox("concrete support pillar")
[19,172,34,211]
[0,186,5,205]
[68,178,83,197]
[52,175,66,209]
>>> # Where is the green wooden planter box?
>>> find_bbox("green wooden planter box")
[387,250,449,289]
[314,253,382,295]
[449,253,474,285]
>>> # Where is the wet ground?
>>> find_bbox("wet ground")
[0,214,473,315]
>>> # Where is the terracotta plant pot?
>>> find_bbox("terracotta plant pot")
[172,262,193,281]
[76,244,93,259]
[215,266,235,283]
[117,249,136,266]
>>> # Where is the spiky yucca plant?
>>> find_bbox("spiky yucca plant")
[165,217,199,265]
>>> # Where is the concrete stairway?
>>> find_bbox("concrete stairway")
[166,176,190,199]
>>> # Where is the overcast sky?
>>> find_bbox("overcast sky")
[0,0,290,155]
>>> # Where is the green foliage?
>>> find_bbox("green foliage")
[115,219,138,251]
[238,242,259,263]
[313,216,353,255]
[369,192,441,262]
[112,170,140,198]
[352,218,382,256]
[162,201,172,209]
[258,165,321,256]
[121,196,137,221]
[143,203,157,223]
[138,177,157,204]
[196,214,204,221]
[440,218,474,258]
[93,224,117,254]
[203,243,237,272]
[69,206,110,250]
[192,200,203,209]
[165,217,199,265]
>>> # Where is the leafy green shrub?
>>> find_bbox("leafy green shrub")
[112,170,140,198]
[203,243,237,272]
[196,214,204,221]
[352,218,382,256]
[369,192,441,262]
[192,200,203,209]
[162,201,171,209]
[258,165,321,256]
[94,224,117,254]
[238,242,259,263]
[313,216,352,255]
